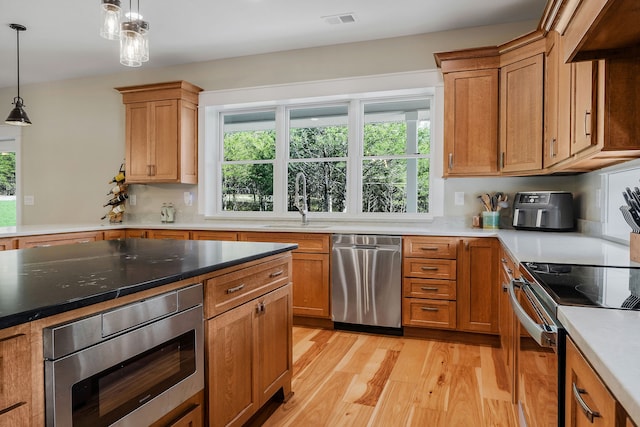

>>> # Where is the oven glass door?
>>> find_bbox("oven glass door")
[71,330,196,427]
[509,279,563,427]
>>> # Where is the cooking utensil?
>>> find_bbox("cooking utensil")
[479,194,492,211]
[620,205,640,233]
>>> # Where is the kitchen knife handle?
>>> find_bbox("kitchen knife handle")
[572,382,601,423]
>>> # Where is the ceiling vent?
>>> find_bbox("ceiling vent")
[323,13,356,25]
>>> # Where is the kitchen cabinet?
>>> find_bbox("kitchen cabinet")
[18,231,103,248]
[116,81,202,184]
[499,52,544,173]
[125,229,149,238]
[458,237,499,334]
[440,64,500,176]
[205,256,292,427]
[0,238,17,250]
[239,232,331,319]
[402,236,458,330]
[544,31,572,168]
[0,324,31,427]
[565,337,618,426]
[570,61,599,155]
[191,230,238,241]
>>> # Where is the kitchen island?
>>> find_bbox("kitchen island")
[0,238,296,426]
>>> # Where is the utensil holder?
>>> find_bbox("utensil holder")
[482,211,499,229]
[632,233,640,263]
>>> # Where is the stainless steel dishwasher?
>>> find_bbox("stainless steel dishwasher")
[331,234,402,333]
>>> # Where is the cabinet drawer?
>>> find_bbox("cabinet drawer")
[402,299,456,329]
[403,259,457,280]
[205,257,290,318]
[0,327,30,415]
[0,402,30,427]
[148,229,191,240]
[403,236,458,259]
[239,232,330,253]
[18,231,103,248]
[191,230,238,241]
[403,278,456,300]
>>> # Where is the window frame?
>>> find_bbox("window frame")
[199,70,445,221]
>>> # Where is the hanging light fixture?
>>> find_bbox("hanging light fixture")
[5,24,31,126]
[117,0,149,67]
[100,0,122,40]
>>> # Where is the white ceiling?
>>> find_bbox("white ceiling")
[0,0,545,90]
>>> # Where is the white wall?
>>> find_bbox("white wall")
[0,20,567,225]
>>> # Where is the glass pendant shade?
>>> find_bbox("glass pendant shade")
[138,21,149,62]
[5,97,31,126]
[100,0,122,40]
[119,21,143,67]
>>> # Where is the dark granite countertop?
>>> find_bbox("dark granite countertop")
[0,238,297,330]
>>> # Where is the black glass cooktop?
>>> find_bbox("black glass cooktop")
[522,262,640,310]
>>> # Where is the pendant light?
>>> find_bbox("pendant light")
[100,0,122,40]
[5,24,31,127]
[118,0,149,67]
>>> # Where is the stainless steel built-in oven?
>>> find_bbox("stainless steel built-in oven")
[509,271,565,427]
[44,284,204,427]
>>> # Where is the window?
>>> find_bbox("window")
[200,72,442,220]
[0,126,20,226]
[602,160,640,243]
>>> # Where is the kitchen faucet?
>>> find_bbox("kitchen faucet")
[295,172,309,225]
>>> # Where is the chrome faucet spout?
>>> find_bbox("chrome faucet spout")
[295,172,308,224]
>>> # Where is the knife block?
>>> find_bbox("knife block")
[632,233,640,263]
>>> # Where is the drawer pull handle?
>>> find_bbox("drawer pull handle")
[77,240,91,243]
[421,307,439,312]
[572,382,601,423]
[419,246,439,251]
[270,270,284,278]
[226,284,245,294]
[34,244,52,248]
[420,286,439,291]
[421,266,439,271]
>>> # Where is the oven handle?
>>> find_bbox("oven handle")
[508,277,557,348]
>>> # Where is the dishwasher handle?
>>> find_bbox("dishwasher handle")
[351,244,379,250]
[508,277,557,348]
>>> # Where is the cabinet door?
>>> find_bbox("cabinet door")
[18,231,103,248]
[458,238,499,333]
[125,102,152,181]
[571,61,598,155]
[498,248,519,402]
[255,284,292,405]
[125,229,149,238]
[544,32,572,168]
[103,230,126,240]
[0,325,31,426]
[565,338,617,427]
[151,100,180,181]
[443,69,499,176]
[292,253,330,318]
[208,302,256,427]
[500,54,544,173]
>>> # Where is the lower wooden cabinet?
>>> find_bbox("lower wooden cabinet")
[457,237,499,334]
[0,324,31,427]
[565,337,617,426]
[148,229,190,240]
[207,284,292,427]
[191,230,238,241]
[103,229,126,240]
[498,246,518,402]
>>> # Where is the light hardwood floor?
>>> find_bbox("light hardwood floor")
[261,327,517,427]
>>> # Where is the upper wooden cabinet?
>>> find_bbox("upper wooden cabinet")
[499,53,544,173]
[116,81,202,184]
[436,49,500,177]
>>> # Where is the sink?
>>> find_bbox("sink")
[262,224,330,229]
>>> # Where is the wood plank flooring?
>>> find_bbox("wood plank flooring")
[261,327,517,427]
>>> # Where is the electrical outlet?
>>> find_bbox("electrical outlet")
[184,192,193,206]
[24,195,34,205]
[454,192,465,206]
[129,194,137,206]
